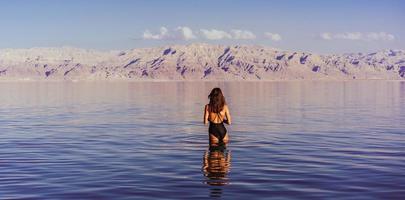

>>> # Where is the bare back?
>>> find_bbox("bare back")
[204,104,232,125]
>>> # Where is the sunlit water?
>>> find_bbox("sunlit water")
[0,81,404,199]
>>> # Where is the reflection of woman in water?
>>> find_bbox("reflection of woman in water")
[202,150,231,187]
[204,88,232,149]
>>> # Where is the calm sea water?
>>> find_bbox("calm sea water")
[0,81,404,200]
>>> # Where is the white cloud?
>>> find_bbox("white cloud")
[231,29,256,40]
[200,29,256,40]
[200,29,232,40]
[335,32,362,40]
[366,32,395,41]
[320,32,332,40]
[143,27,262,41]
[176,26,197,40]
[320,32,395,41]
[142,26,197,40]
[264,32,282,41]
[143,27,169,40]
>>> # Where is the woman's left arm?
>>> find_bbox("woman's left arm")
[225,105,232,125]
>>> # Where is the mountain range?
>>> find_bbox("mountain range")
[0,43,404,80]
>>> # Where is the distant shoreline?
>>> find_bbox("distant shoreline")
[0,79,404,83]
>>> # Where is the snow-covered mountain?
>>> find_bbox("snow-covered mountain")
[0,43,404,80]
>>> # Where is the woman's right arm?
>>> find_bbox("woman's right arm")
[225,105,232,125]
[204,104,209,125]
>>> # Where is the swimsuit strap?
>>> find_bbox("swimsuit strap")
[216,112,223,123]
[209,110,224,124]
[208,105,224,123]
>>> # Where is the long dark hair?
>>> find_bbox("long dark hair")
[208,88,226,113]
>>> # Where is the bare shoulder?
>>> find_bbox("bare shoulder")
[205,104,209,111]
[224,104,230,110]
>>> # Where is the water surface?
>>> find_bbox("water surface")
[0,81,404,199]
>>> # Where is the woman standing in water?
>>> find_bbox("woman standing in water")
[204,88,232,148]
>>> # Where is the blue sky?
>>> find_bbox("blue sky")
[0,0,404,53]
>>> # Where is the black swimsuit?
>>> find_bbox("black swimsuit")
[209,112,227,145]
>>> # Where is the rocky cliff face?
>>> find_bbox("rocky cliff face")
[0,44,404,80]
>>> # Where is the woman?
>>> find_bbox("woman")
[204,88,232,147]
